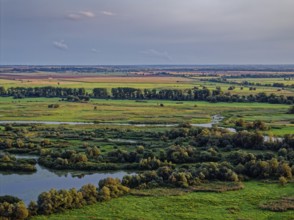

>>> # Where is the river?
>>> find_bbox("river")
[0,115,223,127]
[0,154,132,204]
[0,115,283,142]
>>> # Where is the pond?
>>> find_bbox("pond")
[0,155,133,204]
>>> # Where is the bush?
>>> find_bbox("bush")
[279,176,288,186]
[98,177,130,201]
[0,201,28,220]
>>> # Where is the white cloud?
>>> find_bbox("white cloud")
[66,11,95,20]
[101,11,116,16]
[79,11,95,18]
[67,13,82,20]
[141,49,172,61]
[53,40,68,50]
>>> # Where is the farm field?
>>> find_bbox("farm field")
[1,74,294,96]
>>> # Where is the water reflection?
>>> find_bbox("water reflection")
[0,160,133,205]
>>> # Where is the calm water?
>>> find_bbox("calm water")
[0,154,133,204]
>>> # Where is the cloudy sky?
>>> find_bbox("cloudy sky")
[1,0,294,65]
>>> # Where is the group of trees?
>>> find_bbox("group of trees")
[226,151,293,179]
[0,154,36,172]
[163,145,221,164]
[234,119,270,131]
[108,87,294,104]
[0,86,293,104]
[163,127,292,152]
[0,137,39,151]
[122,163,239,189]
[0,200,28,220]
[38,148,172,171]
[0,87,87,99]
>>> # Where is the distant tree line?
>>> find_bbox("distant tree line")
[0,87,87,99]
[0,86,293,104]
[203,77,294,88]
[223,73,294,79]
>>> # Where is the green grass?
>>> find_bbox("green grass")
[32,181,294,220]
[270,126,294,136]
[0,97,210,123]
[0,97,292,136]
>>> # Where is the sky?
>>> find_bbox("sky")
[1,0,294,65]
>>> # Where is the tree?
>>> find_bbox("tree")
[28,201,38,217]
[98,186,111,201]
[14,202,29,220]
[79,184,97,205]
[0,201,28,220]
[98,177,130,201]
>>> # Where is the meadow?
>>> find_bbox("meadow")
[32,181,294,220]
[0,97,292,136]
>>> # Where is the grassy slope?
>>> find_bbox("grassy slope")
[32,182,294,220]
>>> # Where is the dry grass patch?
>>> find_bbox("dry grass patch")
[260,196,294,212]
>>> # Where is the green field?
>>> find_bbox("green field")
[0,97,292,136]
[32,181,294,220]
